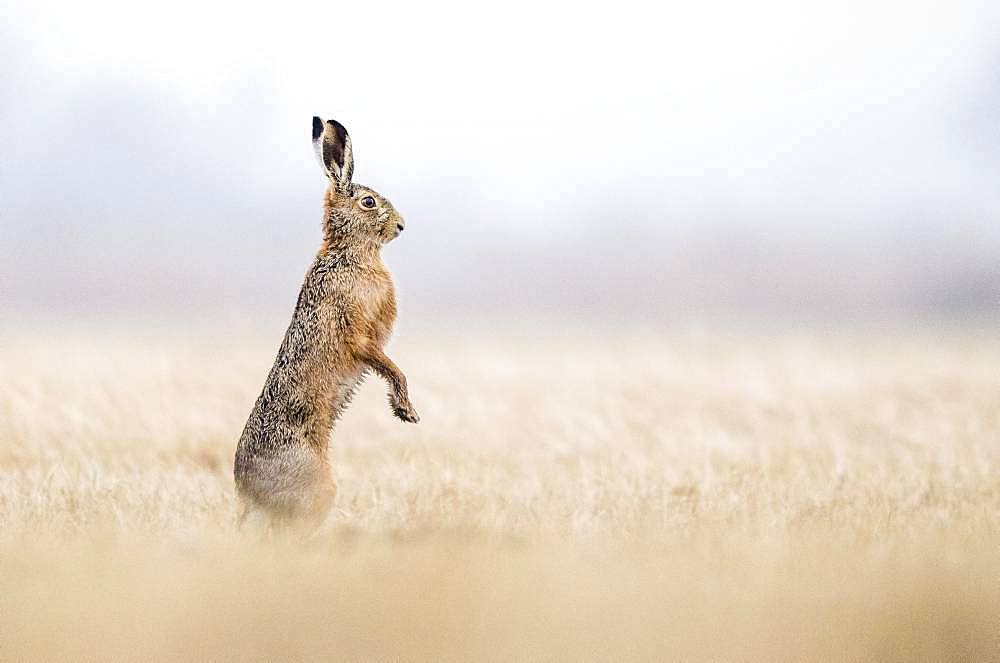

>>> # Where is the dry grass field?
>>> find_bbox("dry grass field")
[1,321,998,661]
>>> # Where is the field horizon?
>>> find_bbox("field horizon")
[1,322,998,661]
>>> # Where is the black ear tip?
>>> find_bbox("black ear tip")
[326,119,349,142]
[312,116,324,141]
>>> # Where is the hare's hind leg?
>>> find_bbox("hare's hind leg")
[236,445,337,534]
[301,479,337,533]
[277,447,336,530]
[235,501,272,535]
[259,481,336,539]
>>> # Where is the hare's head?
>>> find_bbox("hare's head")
[312,117,405,247]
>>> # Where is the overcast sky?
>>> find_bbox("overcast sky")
[2,0,998,323]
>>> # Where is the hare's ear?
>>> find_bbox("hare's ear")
[312,116,328,175]
[311,116,353,188]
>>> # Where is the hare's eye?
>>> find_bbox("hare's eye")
[360,196,376,209]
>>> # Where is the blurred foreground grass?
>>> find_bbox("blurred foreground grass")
[0,323,998,661]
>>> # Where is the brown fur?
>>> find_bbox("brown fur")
[234,117,417,530]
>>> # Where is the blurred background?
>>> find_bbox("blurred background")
[2,0,998,327]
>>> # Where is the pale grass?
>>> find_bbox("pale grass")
[0,323,998,661]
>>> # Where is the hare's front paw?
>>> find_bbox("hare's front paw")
[391,397,420,424]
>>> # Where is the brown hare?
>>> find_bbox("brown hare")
[234,117,419,530]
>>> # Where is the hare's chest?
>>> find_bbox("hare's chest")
[355,271,397,328]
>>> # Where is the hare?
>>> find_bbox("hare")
[234,116,419,530]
